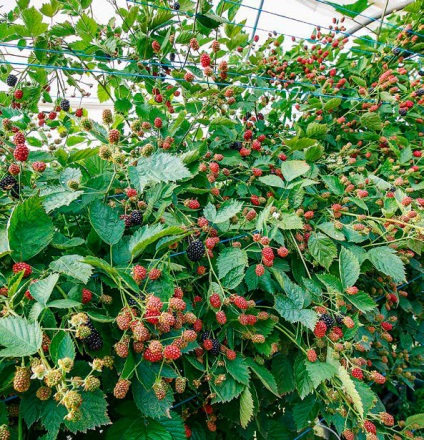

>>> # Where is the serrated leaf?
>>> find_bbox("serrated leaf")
[318,222,345,241]
[129,225,184,258]
[306,122,328,139]
[133,380,173,418]
[294,357,314,399]
[8,196,55,261]
[339,247,360,289]
[272,354,295,395]
[278,212,304,230]
[323,97,342,111]
[245,358,279,396]
[225,356,250,385]
[405,413,424,429]
[308,233,337,270]
[337,366,363,417]
[0,316,42,357]
[367,246,405,283]
[129,153,191,193]
[204,200,243,224]
[22,6,48,36]
[346,291,376,312]
[89,200,125,246]
[280,160,310,182]
[258,175,285,188]
[304,144,324,162]
[211,375,244,403]
[305,361,337,388]
[50,331,75,363]
[240,386,254,428]
[217,247,248,289]
[50,255,93,283]
[274,296,318,330]
[47,299,81,308]
[42,189,83,213]
[360,112,382,131]
[321,175,345,195]
[293,396,318,430]
[29,273,59,307]
[285,138,317,151]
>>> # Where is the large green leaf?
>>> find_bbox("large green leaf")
[0,316,42,357]
[89,200,125,245]
[280,160,310,182]
[8,196,55,261]
[49,331,75,363]
[203,200,243,224]
[240,386,254,429]
[245,358,279,396]
[405,413,424,429]
[29,273,59,307]
[305,361,338,388]
[360,112,382,131]
[339,247,360,289]
[367,246,406,284]
[129,153,191,192]
[225,356,250,385]
[308,233,337,270]
[337,366,363,417]
[346,291,376,312]
[217,247,248,289]
[50,255,93,283]
[129,225,184,258]
[22,6,48,36]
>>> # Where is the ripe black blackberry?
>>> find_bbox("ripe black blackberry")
[416,89,424,97]
[399,108,407,116]
[6,74,18,87]
[60,99,70,111]
[186,240,205,262]
[335,314,345,325]
[170,53,176,62]
[130,210,142,225]
[201,331,211,342]
[128,292,145,307]
[85,320,103,351]
[171,1,180,10]
[319,314,334,329]
[419,70,424,77]
[210,339,220,355]
[10,184,20,199]
[229,141,242,151]
[0,175,17,191]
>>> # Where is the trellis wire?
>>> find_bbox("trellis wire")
[0,60,395,106]
[128,0,424,59]
[315,0,424,39]
[0,42,377,97]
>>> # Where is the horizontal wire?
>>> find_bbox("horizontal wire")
[1,42,382,96]
[315,0,424,39]
[129,0,424,59]
[0,60,389,105]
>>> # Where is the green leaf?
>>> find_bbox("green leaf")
[42,188,83,213]
[318,222,345,241]
[240,386,254,429]
[8,196,55,261]
[97,84,111,103]
[50,331,75,363]
[280,160,310,182]
[360,112,382,131]
[285,138,317,151]
[217,247,248,289]
[75,13,98,42]
[339,247,360,289]
[346,291,376,312]
[29,273,59,307]
[323,97,342,111]
[293,396,318,430]
[327,0,369,18]
[278,213,304,230]
[304,144,324,162]
[274,295,318,330]
[0,227,11,258]
[129,225,184,258]
[272,354,295,395]
[258,175,285,188]
[89,200,125,246]
[211,375,244,403]
[306,122,328,139]
[305,361,337,388]
[129,153,191,193]
[203,200,243,224]
[337,365,363,417]
[133,379,173,418]
[65,390,110,433]
[308,233,337,270]
[48,299,81,308]
[321,175,345,195]
[245,358,279,396]
[50,255,93,283]
[22,7,48,36]
[158,412,186,440]
[294,357,314,399]
[66,135,86,147]
[405,413,424,429]
[225,356,250,385]
[367,246,405,283]
[51,233,84,250]
[0,316,42,357]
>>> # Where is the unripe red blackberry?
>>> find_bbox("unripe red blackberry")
[36,386,52,401]
[102,109,113,124]
[108,129,120,144]
[175,376,187,393]
[13,144,29,161]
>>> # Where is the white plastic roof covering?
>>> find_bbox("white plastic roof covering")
[0,0,415,119]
